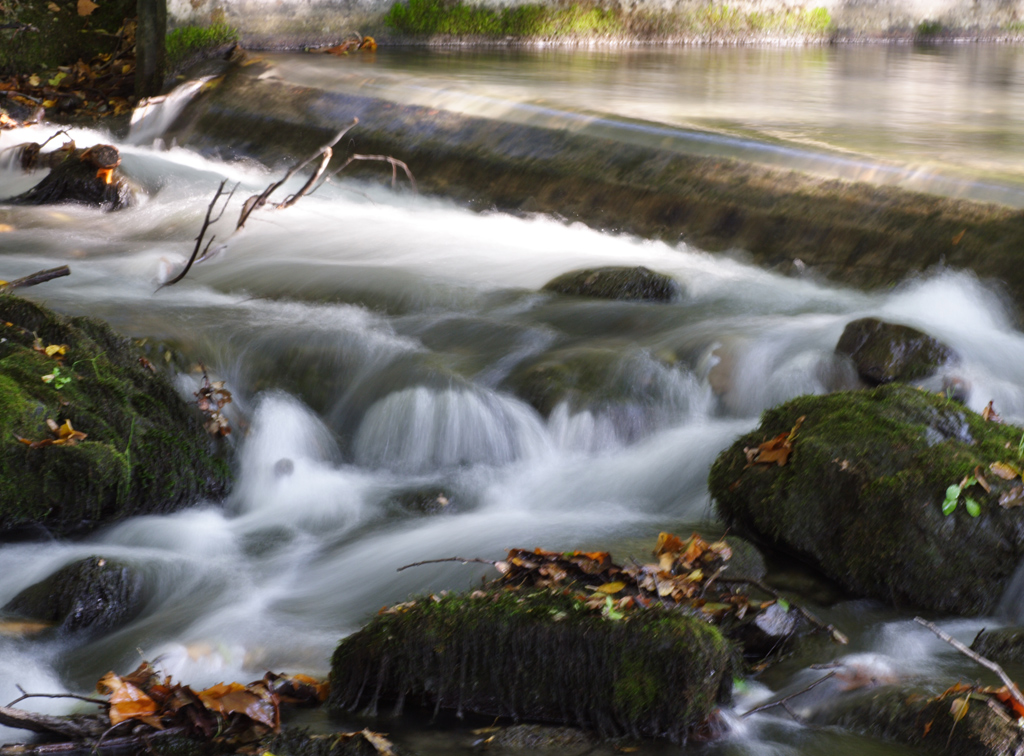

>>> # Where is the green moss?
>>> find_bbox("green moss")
[0,0,134,75]
[384,0,832,38]
[0,294,230,537]
[709,385,1024,615]
[915,19,944,37]
[329,589,734,741]
[165,23,238,69]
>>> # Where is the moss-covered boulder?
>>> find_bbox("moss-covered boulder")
[2,556,145,635]
[708,384,1024,615]
[0,294,230,537]
[542,267,681,303]
[329,589,734,742]
[971,627,1024,668]
[836,317,957,386]
[810,686,1024,756]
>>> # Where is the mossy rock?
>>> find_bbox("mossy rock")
[542,267,682,303]
[0,0,135,75]
[809,686,1024,756]
[2,556,145,636]
[836,317,957,385]
[0,294,230,537]
[708,384,1024,616]
[971,627,1024,668]
[386,486,456,515]
[329,589,735,742]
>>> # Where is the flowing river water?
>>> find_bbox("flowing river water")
[3,43,1024,756]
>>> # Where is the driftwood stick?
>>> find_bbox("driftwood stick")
[740,670,837,718]
[237,118,358,229]
[914,616,1024,713]
[718,577,848,645]
[160,179,236,288]
[396,557,498,573]
[0,706,104,739]
[277,147,332,210]
[3,265,70,289]
[319,153,417,193]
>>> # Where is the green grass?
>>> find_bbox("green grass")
[165,23,239,67]
[384,0,833,38]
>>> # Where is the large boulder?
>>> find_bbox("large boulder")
[810,686,1024,756]
[4,146,135,210]
[541,267,682,303]
[708,384,1024,615]
[0,294,230,537]
[2,556,145,636]
[835,317,957,385]
[329,589,735,742]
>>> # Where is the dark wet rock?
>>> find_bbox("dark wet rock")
[709,384,1024,616]
[836,317,957,386]
[388,486,455,515]
[721,535,767,583]
[0,294,230,537]
[542,267,681,303]
[3,146,134,210]
[264,728,390,756]
[2,556,144,635]
[971,627,1024,668]
[489,724,593,749]
[810,686,1024,756]
[329,589,735,742]
[725,601,809,663]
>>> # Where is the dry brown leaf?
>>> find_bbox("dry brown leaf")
[990,461,1021,480]
[1000,485,1024,508]
[77,0,99,15]
[47,1,60,11]
[0,618,54,637]
[361,730,397,756]
[950,695,969,724]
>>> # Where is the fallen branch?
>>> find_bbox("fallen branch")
[1,265,70,290]
[740,670,837,719]
[718,577,848,645]
[0,725,187,756]
[914,616,1024,713]
[317,153,417,193]
[236,118,359,230]
[159,179,236,289]
[397,557,498,573]
[0,705,104,739]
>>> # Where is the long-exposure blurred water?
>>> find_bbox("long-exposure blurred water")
[3,43,1024,756]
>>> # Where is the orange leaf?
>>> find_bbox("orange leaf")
[104,678,158,726]
[654,532,684,556]
[77,0,98,15]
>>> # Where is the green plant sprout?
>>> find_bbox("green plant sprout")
[943,476,981,517]
[41,366,71,389]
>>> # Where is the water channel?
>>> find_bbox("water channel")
[3,42,1024,755]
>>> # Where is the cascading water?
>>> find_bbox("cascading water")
[3,45,1024,755]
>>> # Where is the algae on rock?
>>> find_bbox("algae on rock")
[709,384,1024,615]
[329,589,734,742]
[0,294,230,537]
[542,266,681,303]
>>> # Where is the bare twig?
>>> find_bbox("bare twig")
[740,670,837,719]
[914,616,1024,713]
[317,153,417,193]
[236,118,359,229]
[159,179,237,289]
[5,690,107,708]
[396,557,498,573]
[2,265,70,290]
[36,129,72,151]
[277,147,332,210]
[718,577,848,644]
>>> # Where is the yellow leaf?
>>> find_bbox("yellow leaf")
[47,1,60,11]
[950,695,969,724]
[77,0,99,15]
[595,581,626,594]
[28,75,41,87]
[42,100,57,108]
[44,344,67,357]
[990,461,1021,480]
[121,64,131,75]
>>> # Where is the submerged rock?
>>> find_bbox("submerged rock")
[4,145,134,210]
[329,589,734,742]
[0,294,230,537]
[835,317,957,385]
[810,686,1024,756]
[709,384,1024,615]
[2,556,144,635]
[489,724,593,750]
[542,267,681,303]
